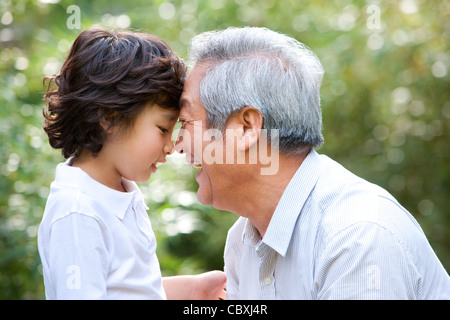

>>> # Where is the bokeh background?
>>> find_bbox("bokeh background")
[0,0,448,299]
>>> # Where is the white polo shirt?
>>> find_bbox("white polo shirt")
[38,160,166,300]
[224,150,450,299]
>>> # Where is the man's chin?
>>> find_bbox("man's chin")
[196,188,212,206]
[195,170,211,205]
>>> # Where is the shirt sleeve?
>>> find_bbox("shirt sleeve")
[314,221,421,300]
[47,212,111,299]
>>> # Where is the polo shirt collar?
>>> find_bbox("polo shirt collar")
[261,149,323,257]
[53,159,148,220]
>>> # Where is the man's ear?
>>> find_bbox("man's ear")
[227,106,264,152]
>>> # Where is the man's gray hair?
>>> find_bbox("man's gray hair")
[188,27,324,155]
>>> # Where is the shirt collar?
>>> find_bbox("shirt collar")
[53,159,148,220]
[261,149,323,257]
[242,218,261,246]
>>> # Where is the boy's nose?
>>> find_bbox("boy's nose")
[164,140,175,155]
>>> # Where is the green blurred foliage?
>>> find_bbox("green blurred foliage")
[0,0,448,299]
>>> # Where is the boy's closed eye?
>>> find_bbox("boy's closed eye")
[158,126,169,134]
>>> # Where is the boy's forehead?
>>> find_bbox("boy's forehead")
[150,103,179,120]
[161,111,178,121]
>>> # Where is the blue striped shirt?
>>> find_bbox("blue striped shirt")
[224,150,450,299]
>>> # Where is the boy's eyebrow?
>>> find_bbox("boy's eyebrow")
[164,113,177,122]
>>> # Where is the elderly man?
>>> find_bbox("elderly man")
[175,27,449,299]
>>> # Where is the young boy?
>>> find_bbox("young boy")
[38,28,225,299]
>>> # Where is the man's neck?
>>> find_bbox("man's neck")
[231,151,308,238]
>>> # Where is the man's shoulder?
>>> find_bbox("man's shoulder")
[314,154,390,203]
[309,154,414,241]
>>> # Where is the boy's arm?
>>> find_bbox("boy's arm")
[47,213,109,299]
[163,271,226,300]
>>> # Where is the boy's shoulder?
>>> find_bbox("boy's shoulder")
[42,183,106,227]
[41,161,144,228]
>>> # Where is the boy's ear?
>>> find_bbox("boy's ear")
[226,106,264,152]
[99,109,119,132]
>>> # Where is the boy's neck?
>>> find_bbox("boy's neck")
[71,150,126,192]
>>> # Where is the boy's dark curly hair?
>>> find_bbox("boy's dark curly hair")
[43,28,186,159]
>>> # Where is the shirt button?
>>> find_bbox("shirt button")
[264,277,272,286]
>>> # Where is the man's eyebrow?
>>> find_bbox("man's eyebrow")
[179,97,188,109]
[178,98,192,119]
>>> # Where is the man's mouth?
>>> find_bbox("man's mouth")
[191,163,202,169]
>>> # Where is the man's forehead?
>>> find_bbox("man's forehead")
[179,93,208,121]
[179,96,189,109]
[178,96,193,116]
[179,62,209,118]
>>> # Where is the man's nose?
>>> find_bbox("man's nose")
[174,132,184,154]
